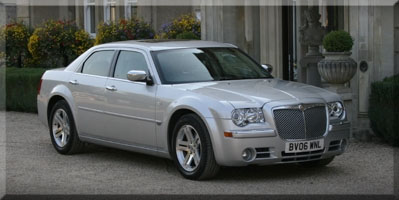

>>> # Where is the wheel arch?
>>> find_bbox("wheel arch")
[166,105,220,159]
[167,108,197,155]
[47,85,77,129]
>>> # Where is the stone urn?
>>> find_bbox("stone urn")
[317,52,357,84]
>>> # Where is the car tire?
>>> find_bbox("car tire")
[298,156,335,168]
[171,114,220,180]
[49,100,85,154]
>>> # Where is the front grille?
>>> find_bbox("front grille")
[281,149,324,162]
[328,140,341,151]
[255,147,271,159]
[273,105,327,140]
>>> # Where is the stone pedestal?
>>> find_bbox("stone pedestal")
[298,7,326,87]
[300,52,323,87]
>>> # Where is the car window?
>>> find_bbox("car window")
[152,48,272,84]
[113,51,149,80]
[81,51,115,76]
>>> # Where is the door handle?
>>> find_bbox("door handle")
[106,85,117,91]
[69,80,78,85]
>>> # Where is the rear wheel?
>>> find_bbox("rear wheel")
[298,156,335,168]
[49,100,84,154]
[171,114,220,180]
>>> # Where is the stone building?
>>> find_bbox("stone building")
[1,0,398,137]
[1,0,200,36]
[201,2,399,137]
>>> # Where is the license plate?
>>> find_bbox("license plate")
[285,139,324,153]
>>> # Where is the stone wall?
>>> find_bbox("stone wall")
[347,5,396,138]
[201,3,283,78]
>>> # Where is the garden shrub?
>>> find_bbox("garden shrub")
[322,30,354,52]
[28,20,93,68]
[369,74,399,146]
[0,22,31,68]
[157,14,201,39]
[95,18,155,45]
[176,32,200,40]
[1,67,46,112]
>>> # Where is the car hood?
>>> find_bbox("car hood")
[172,79,340,108]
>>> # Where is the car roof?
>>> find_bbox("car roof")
[94,40,238,51]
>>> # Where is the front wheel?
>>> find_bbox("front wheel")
[171,114,220,180]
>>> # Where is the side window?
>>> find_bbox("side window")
[82,51,115,76]
[113,51,149,80]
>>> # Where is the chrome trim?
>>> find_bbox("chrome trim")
[231,129,276,138]
[271,103,328,141]
[272,103,325,111]
[78,106,162,124]
[107,77,146,85]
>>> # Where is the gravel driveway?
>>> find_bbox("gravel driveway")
[5,112,395,195]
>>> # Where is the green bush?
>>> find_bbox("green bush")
[28,20,93,68]
[176,32,200,40]
[369,75,399,146]
[95,18,155,45]
[0,22,31,68]
[322,30,354,52]
[157,14,201,39]
[0,67,46,112]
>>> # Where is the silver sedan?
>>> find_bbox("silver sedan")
[37,40,350,180]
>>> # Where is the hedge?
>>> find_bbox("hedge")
[0,22,31,68]
[369,74,399,146]
[0,67,46,112]
[157,14,201,39]
[28,20,93,68]
[95,18,155,45]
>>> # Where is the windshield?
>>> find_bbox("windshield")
[151,48,273,84]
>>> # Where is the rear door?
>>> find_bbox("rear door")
[69,50,116,137]
[102,49,157,149]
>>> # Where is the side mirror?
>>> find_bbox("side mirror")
[127,70,154,86]
[261,64,273,73]
[127,70,147,82]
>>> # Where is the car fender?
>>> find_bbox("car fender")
[48,84,80,131]
[161,95,233,161]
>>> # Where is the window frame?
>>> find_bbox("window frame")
[79,50,117,77]
[84,0,96,37]
[110,49,152,81]
[124,0,138,19]
[104,0,117,23]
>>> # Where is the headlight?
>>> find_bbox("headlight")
[328,102,344,120]
[231,108,265,127]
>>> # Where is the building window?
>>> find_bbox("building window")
[84,0,96,35]
[125,0,138,19]
[104,0,117,22]
[194,8,201,21]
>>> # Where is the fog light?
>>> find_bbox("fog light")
[242,148,255,161]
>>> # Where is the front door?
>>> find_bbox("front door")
[103,50,157,149]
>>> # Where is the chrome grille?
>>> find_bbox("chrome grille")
[273,104,327,140]
[304,106,327,139]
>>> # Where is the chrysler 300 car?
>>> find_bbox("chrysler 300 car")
[37,40,350,180]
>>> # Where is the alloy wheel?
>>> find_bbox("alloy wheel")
[175,125,202,172]
[52,108,70,148]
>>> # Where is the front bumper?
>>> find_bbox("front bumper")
[207,117,350,167]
